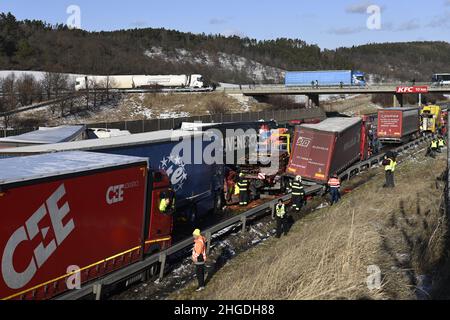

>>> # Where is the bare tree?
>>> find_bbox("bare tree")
[51,73,69,98]
[42,72,53,100]
[0,74,19,131]
[41,72,69,101]
[100,76,117,102]
[17,74,38,106]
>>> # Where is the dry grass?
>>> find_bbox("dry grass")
[171,150,446,300]
[322,94,380,116]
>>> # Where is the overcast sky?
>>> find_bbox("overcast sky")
[2,0,450,49]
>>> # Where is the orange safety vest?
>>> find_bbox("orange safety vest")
[192,236,207,265]
[328,177,341,188]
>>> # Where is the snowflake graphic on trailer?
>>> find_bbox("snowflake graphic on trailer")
[160,155,188,191]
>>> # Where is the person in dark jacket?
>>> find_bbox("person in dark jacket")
[382,153,397,188]
[237,173,250,206]
[290,176,305,212]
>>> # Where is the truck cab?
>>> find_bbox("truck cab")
[189,74,205,88]
[352,71,366,86]
[420,105,442,134]
[144,169,175,254]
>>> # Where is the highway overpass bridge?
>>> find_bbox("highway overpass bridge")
[222,83,450,107]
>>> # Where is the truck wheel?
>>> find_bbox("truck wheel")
[148,262,160,278]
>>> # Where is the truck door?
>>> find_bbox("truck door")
[145,171,174,252]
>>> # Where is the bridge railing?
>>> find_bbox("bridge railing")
[221,82,437,93]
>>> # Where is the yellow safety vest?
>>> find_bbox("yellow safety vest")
[276,204,286,218]
[159,199,168,212]
[385,159,397,172]
[439,139,446,147]
[431,141,438,149]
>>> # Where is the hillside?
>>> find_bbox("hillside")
[170,149,448,300]
[1,12,449,83]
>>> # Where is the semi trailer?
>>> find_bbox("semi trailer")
[285,70,366,87]
[0,151,174,300]
[0,130,225,222]
[377,107,420,143]
[286,117,365,184]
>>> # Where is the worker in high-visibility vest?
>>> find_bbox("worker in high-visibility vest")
[327,174,341,205]
[431,139,438,152]
[382,156,397,188]
[438,136,446,153]
[159,191,175,213]
[427,139,439,158]
[290,176,305,212]
[274,199,288,238]
[237,173,250,206]
[192,229,207,292]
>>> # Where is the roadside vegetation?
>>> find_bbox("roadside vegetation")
[171,150,447,300]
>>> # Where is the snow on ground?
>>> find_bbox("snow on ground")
[144,47,284,82]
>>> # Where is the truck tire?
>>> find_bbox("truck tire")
[148,262,160,278]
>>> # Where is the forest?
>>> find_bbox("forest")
[1,12,449,84]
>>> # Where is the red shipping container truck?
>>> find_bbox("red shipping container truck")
[287,117,364,183]
[377,107,420,143]
[0,151,173,300]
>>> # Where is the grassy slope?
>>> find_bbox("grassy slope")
[171,149,447,300]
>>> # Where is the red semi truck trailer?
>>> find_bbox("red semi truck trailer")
[0,151,174,300]
[377,107,420,143]
[286,117,364,184]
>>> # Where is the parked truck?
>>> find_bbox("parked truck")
[0,151,174,300]
[377,107,420,143]
[286,117,364,184]
[0,130,225,222]
[285,70,366,87]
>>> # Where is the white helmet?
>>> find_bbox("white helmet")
[296,176,302,182]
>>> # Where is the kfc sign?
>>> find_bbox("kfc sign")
[396,86,428,94]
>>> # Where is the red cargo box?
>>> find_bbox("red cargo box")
[377,107,420,143]
[287,117,362,183]
[0,151,148,300]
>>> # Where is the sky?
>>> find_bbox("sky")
[1,0,450,49]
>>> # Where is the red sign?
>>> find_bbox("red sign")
[396,86,429,94]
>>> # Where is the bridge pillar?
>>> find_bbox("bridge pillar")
[393,93,404,107]
[307,94,320,107]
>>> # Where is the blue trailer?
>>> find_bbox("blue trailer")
[285,70,366,87]
[0,130,225,221]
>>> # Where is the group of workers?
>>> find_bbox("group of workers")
[426,136,446,158]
